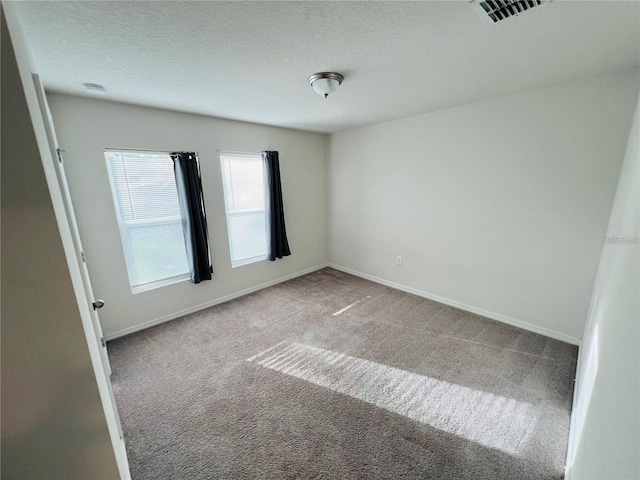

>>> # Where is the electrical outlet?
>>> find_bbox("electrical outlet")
[396,256,403,266]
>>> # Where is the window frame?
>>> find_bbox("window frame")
[219,152,269,268]
[104,148,190,294]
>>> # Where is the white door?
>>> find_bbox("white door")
[32,75,124,437]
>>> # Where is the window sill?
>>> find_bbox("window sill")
[231,255,268,268]
[131,274,190,294]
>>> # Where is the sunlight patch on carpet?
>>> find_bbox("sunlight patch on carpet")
[248,341,537,455]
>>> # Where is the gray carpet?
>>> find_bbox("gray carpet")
[108,267,578,479]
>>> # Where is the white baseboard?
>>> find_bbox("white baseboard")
[106,261,581,346]
[104,263,329,341]
[328,263,581,345]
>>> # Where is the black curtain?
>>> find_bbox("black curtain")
[263,151,291,260]
[171,152,212,283]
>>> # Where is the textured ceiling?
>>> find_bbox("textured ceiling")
[11,1,640,133]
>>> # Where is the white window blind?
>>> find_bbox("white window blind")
[220,152,268,267]
[104,149,189,293]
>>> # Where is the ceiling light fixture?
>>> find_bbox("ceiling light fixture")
[308,72,344,98]
[83,82,106,95]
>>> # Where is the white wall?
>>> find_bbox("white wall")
[328,69,639,342]
[567,91,639,480]
[48,94,327,338]
[1,10,120,479]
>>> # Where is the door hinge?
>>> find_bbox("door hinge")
[56,148,65,164]
[101,337,106,348]
[80,251,86,263]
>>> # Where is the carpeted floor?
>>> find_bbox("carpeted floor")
[108,267,578,479]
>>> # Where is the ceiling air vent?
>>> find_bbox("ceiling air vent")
[476,0,549,23]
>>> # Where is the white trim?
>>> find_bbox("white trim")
[218,149,262,158]
[131,273,190,295]
[104,263,329,341]
[104,147,179,156]
[122,216,182,228]
[564,284,600,477]
[563,338,584,479]
[231,254,268,268]
[328,263,581,345]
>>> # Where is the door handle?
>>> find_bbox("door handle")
[92,299,105,310]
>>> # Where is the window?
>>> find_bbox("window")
[220,152,268,267]
[104,149,189,293]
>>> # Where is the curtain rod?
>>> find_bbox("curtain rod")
[217,149,263,156]
[104,147,198,155]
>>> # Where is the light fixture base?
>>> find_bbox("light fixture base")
[308,72,344,85]
[308,72,344,98]
[83,82,106,95]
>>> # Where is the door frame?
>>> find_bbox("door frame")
[3,4,131,478]
[32,74,114,378]
[32,71,125,440]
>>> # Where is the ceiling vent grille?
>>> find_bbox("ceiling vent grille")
[477,0,548,23]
